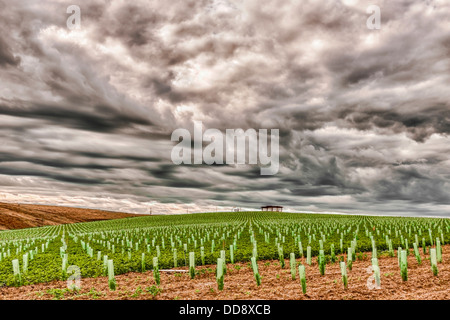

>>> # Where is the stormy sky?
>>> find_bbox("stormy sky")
[0,0,449,216]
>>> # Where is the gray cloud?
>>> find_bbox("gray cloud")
[0,0,449,216]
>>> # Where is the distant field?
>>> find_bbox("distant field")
[0,202,136,230]
[0,211,448,300]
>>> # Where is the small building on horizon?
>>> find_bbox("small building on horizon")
[261,205,283,212]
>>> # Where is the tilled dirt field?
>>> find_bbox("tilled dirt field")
[0,202,137,230]
[1,245,449,300]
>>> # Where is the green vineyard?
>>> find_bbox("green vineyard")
[0,212,448,288]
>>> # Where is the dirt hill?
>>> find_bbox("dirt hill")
[0,202,137,230]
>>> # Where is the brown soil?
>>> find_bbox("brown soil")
[1,245,449,300]
[0,202,137,230]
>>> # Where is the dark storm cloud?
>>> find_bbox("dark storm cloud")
[74,151,161,163]
[0,101,154,133]
[371,166,450,204]
[0,151,112,170]
[0,36,21,67]
[0,0,448,215]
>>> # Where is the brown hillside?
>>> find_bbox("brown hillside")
[0,202,137,230]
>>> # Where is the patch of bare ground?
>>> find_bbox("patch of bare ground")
[0,202,137,230]
[1,245,449,300]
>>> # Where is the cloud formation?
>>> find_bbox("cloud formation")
[0,0,449,216]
